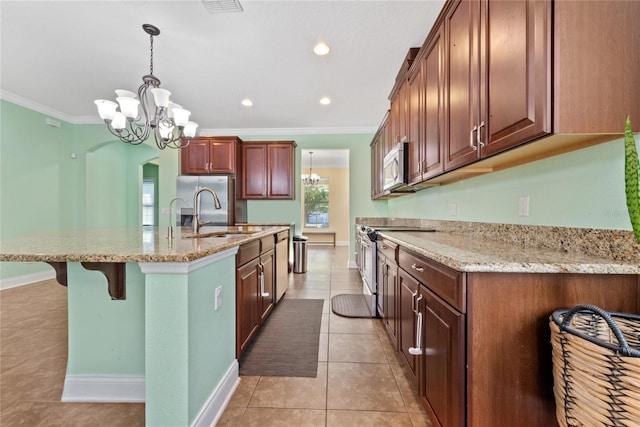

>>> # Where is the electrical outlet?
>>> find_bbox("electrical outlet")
[450,202,457,217]
[215,286,222,310]
[518,196,530,217]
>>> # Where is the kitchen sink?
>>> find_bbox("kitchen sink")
[181,228,258,239]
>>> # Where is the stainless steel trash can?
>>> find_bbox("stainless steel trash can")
[293,235,308,274]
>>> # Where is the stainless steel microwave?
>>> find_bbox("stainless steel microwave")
[383,141,409,192]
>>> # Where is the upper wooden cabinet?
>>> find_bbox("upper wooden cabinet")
[444,0,551,171]
[371,0,640,196]
[241,141,296,200]
[408,26,445,186]
[181,136,242,175]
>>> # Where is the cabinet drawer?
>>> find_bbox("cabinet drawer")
[237,240,260,266]
[377,238,398,262]
[260,236,275,253]
[398,248,465,312]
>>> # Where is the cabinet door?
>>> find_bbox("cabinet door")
[444,0,481,171]
[209,139,237,174]
[241,144,268,199]
[420,285,465,427]
[423,27,445,180]
[407,64,424,185]
[259,250,274,322]
[181,138,211,174]
[267,144,294,199]
[479,0,551,157]
[236,258,260,357]
[398,268,420,381]
[384,259,398,347]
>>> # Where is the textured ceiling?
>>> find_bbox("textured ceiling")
[0,0,445,135]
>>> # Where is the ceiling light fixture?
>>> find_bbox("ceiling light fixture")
[241,98,254,107]
[301,151,321,185]
[313,42,331,56]
[94,24,198,150]
[320,97,331,105]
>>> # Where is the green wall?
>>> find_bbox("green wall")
[2,98,637,282]
[387,136,639,231]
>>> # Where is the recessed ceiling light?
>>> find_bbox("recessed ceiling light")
[319,97,331,105]
[313,42,331,56]
[241,98,254,107]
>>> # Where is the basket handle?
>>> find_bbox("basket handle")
[559,304,634,357]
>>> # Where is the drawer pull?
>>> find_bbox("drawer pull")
[411,263,424,273]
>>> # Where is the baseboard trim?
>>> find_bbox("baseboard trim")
[61,374,145,402]
[192,360,239,427]
[347,260,358,269]
[0,270,56,291]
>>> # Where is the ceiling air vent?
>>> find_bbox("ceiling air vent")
[201,0,243,13]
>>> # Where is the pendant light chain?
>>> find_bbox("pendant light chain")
[149,33,154,76]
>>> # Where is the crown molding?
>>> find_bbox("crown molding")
[1,92,377,135]
[200,126,377,136]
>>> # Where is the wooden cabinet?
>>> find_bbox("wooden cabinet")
[181,136,242,174]
[376,238,398,347]
[370,115,388,200]
[444,0,550,171]
[398,247,466,427]
[388,242,640,426]
[408,26,445,186]
[241,141,296,200]
[236,236,276,357]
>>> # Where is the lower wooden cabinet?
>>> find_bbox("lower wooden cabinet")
[377,238,398,347]
[236,236,275,358]
[385,243,640,427]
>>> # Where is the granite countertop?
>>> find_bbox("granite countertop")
[0,225,291,263]
[379,230,640,275]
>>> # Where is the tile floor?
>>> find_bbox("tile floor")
[0,246,431,426]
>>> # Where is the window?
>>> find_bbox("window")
[142,179,155,226]
[304,181,329,228]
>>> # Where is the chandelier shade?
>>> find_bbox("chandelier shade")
[302,151,321,185]
[94,24,198,150]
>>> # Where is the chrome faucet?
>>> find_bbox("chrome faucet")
[193,187,222,234]
[167,197,186,240]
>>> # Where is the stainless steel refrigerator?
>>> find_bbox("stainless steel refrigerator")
[176,175,247,226]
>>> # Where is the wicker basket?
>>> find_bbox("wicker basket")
[550,304,640,427]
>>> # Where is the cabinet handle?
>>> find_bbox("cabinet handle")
[409,311,424,356]
[411,289,418,314]
[477,121,485,148]
[411,263,424,273]
[259,263,269,297]
[381,244,388,249]
[469,125,478,151]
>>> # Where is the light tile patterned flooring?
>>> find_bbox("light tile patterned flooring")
[218,246,431,426]
[0,246,430,426]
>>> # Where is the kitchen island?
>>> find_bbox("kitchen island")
[0,225,290,427]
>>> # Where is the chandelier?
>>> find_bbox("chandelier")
[94,24,198,150]
[302,151,321,185]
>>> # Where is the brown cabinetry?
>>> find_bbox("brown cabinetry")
[181,136,242,174]
[241,141,296,200]
[408,26,445,186]
[370,115,388,199]
[389,242,640,426]
[236,236,275,357]
[376,238,398,347]
[444,0,551,171]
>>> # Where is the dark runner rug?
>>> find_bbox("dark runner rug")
[239,299,324,378]
[331,294,372,318]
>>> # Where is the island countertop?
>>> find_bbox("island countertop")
[0,225,291,263]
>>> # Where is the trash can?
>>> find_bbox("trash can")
[293,235,308,274]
